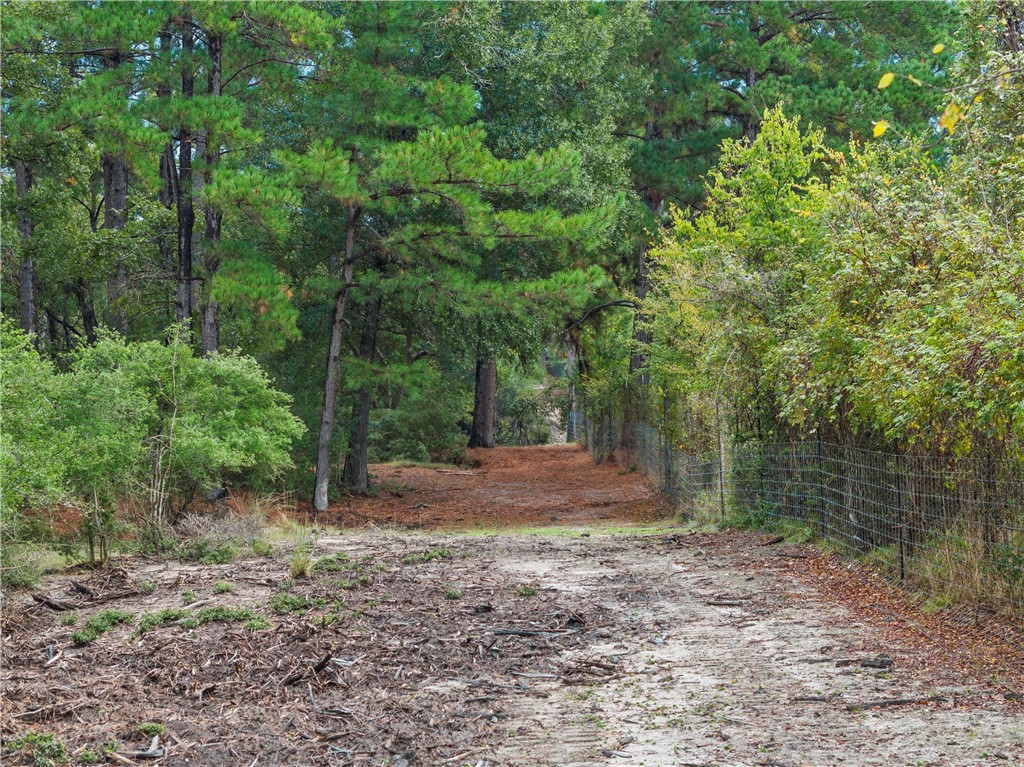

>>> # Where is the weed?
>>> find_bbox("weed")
[80,748,101,764]
[269,592,311,615]
[136,723,165,737]
[444,587,463,600]
[312,552,349,573]
[70,610,134,645]
[138,579,157,595]
[921,592,956,613]
[516,584,538,597]
[402,547,453,565]
[290,547,312,578]
[251,539,274,557]
[212,581,235,594]
[59,611,78,627]
[135,607,257,636]
[244,615,271,631]
[5,731,69,766]
[181,589,197,605]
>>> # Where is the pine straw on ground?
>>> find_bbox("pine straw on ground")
[1,537,623,766]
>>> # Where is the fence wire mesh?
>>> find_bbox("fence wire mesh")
[572,413,1024,635]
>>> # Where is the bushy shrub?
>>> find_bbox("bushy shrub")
[0,325,305,572]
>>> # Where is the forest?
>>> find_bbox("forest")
[4,2,1024,765]
[2,0,1023,602]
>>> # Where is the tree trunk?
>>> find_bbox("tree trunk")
[102,47,130,335]
[343,295,382,493]
[73,278,99,345]
[176,22,196,330]
[313,204,360,512]
[199,33,223,357]
[468,357,498,448]
[14,160,37,345]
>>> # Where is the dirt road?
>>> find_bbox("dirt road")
[2,446,1022,766]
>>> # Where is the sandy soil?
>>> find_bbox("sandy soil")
[2,446,1022,767]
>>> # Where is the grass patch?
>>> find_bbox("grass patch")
[181,589,197,605]
[136,723,165,737]
[516,584,538,597]
[135,606,259,636]
[138,579,157,595]
[251,539,274,557]
[59,611,79,626]
[70,609,134,645]
[5,731,69,766]
[312,552,350,573]
[402,547,453,565]
[212,581,235,594]
[444,587,463,600]
[269,592,311,615]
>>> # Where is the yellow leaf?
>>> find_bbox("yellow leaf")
[932,43,946,54]
[907,75,923,87]
[939,102,964,134]
[878,72,895,89]
[873,120,891,138]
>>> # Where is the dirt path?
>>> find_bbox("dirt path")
[2,447,1022,766]
[313,444,664,529]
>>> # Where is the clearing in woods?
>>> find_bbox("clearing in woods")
[2,445,1022,766]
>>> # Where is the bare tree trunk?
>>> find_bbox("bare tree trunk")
[468,358,498,448]
[313,204,360,512]
[73,278,99,345]
[176,22,196,330]
[343,296,382,493]
[102,48,130,335]
[199,33,223,357]
[14,160,37,345]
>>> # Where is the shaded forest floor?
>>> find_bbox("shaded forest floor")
[307,444,667,530]
[3,446,1023,766]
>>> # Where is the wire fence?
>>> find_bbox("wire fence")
[571,413,1024,631]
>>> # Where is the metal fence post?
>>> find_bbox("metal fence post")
[816,437,826,538]
[896,452,906,581]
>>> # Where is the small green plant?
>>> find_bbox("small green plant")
[134,606,258,635]
[402,547,453,565]
[251,539,274,557]
[444,587,463,600]
[269,592,311,615]
[136,723,165,737]
[245,615,271,631]
[516,584,538,597]
[6,731,70,766]
[181,590,197,605]
[290,547,312,578]
[138,579,157,595]
[312,552,350,573]
[70,610,134,645]
[59,611,79,627]
[79,748,101,764]
[212,581,235,594]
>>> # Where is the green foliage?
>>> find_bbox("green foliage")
[212,581,235,595]
[269,592,310,615]
[5,731,69,767]
[401,547,453,565]
[135,606,257,636]
[515,584,538,597]
[136,723,165,737]
[70,609,134,645]
[369,370,470,464]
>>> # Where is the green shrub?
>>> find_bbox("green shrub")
[213,581,235,594]
[5,731,69,766]
[70,610,134,645]
[368,369,469,464]
[270,592,311,614]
